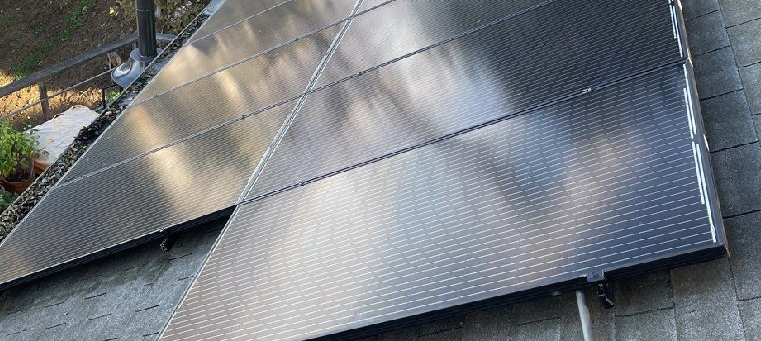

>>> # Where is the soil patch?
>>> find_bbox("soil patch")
[0,0,209,128]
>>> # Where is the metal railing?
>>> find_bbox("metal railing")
[0,33,175,122]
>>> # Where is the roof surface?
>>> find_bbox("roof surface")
[2,0,761,339]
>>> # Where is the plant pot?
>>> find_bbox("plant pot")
[0,158,36,194]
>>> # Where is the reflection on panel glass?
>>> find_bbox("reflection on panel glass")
[161,66,720,341]
[318,0,559,86]
[191,0,288,41]
[64,27,339,181]
[138,0,355,102]
[0,104,292,287]
[248,0,680,199]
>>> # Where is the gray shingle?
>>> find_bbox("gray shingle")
[725,211,761,300]
[615,309,677,341]
[693,47,744,99]
[728,19,761,66]
[739,298,761,341]
[671,259,744,341]
[615,271,674,316]
[510,295,561,325]
[700,90,758,150]
[417,318,464,341]
[682,0,721,20]
[510,318,560,341]
[719,0,761,27]
[710,142,761,216]
[0,221,224,341]
[460,305,511,341]
[741,63,761,114]
[686,11,731,56]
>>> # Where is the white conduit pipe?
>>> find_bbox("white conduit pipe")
[576,290,594,341]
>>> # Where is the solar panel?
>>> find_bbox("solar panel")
[246,0,683,199]
[62,27,340,181]
[315,0,679,87]
[0,103,292,288]
[134,0,357,103]
[316,0,548,88]
[160,65,724,341]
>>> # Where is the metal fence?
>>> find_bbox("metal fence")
[0,33,175,123]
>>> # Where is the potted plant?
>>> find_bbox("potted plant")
[0,122,40,193]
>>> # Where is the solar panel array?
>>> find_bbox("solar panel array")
[160,0,725,340]
[0,0,727,339]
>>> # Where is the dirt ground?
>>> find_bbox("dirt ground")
[0,0,209,128]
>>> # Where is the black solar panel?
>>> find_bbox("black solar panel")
[62,28,339,181]
[246,0,684,200]
[316,0,681,87]
[135,0,356,103]
[0,103,292,288]
[160,65,723,341]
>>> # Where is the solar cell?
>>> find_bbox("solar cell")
[0,104,293,289]
[246,0,683,199]
[161,65,723,341]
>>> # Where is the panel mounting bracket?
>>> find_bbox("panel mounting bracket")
[587,270,615,309]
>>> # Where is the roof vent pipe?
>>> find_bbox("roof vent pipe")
[112,0,163,88]
[136,0,158,60]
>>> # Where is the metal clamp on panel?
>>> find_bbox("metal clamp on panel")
[588,270,615,309]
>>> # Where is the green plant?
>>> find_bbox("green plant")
[105,89,121,104]
[0,187,17,213]
[12,55,40,80]
[67,0,94,28]
[0,122,39,181]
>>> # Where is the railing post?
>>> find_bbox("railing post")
[136,0,158,60]
[38,83,50,121]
